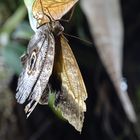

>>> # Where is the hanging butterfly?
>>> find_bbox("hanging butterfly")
[52,33,87,131]
[16,0,87,132]
[16,23,56,116]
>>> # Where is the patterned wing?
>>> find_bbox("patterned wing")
[32,0,78,24]
[54,35,87,132]
[16,24,55,116]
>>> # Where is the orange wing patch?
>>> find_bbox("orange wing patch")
[32,0,78,24]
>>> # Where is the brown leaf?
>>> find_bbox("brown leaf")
[81,0,136,122]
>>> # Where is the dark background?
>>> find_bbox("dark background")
[0,0,140,140]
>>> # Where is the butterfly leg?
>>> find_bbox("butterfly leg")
[39,84,51,105]
[25,100,38,118]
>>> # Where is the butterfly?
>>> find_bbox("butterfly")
[52,34,87,131]
[16,0,87,132]
[32,0,78,25]
[16,23,56,116]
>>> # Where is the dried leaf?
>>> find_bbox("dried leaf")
[81,0,136,122]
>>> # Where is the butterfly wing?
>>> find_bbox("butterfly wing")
[54,35,87,132]
[16,24,55,116]
[32,0,78,24]
[16,29,48,104]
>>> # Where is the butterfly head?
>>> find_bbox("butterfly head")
[49,21,64,36]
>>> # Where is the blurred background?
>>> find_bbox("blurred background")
[0,0,140,140]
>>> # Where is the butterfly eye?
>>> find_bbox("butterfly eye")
[28,51,37,74]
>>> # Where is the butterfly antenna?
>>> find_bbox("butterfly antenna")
[63,33,93,46]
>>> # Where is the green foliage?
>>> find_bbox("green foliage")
[48,92,65,120]
[2,42,26,75]
[13,22,34,40]
[0,3,28,75]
